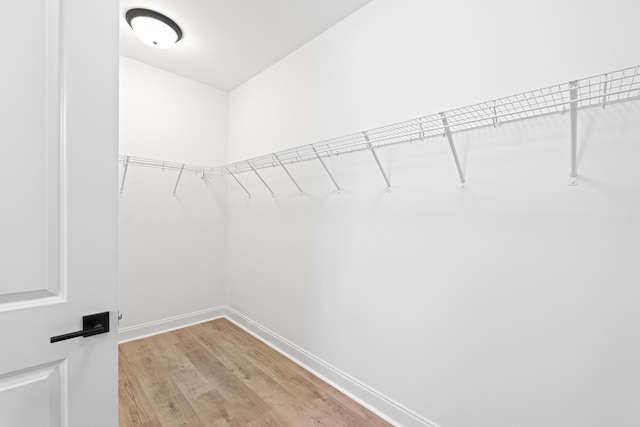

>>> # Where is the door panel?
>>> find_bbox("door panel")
[0,0,119,426]
[0,0,62,305]
[0,361,64,427]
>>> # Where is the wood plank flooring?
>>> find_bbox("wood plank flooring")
[119,318,392,427]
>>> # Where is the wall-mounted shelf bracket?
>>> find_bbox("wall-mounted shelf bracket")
[440,112,466,190]
[172,164,185,196]
[248,161,275,197]
[226,166,251,198]
[311,145,340,193]
[274,153,303,195]
[364,131,391,192]
[119,66,640,196]
[120,155,130,193]
[419,118,425,140]
[602,73,609,109]
[569,80,579,186]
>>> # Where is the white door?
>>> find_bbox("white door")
[0,0,119,426]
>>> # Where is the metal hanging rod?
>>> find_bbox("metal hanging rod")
[119,65,640,193]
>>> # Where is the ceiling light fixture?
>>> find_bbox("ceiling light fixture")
[126,8,182,49]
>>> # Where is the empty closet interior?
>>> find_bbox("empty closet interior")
[118,1,640,426]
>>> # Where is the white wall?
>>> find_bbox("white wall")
[119,57,227,331]
[226,103,640,427]
[226,1,640,426]
[120,56,228,166]
[228,0,640,162]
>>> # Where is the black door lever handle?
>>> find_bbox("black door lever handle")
[50,312,110,343]
[50,324,105,343]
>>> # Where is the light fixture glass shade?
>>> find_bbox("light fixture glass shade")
[126,9,182,49]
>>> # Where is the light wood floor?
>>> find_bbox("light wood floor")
[119,318,392,426]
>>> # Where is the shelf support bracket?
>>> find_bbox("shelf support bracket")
[364,132,391,192]
[569,80,578,186]
[248,161,275,197]
[492,101,498,127]
[172,164,185,196]
[120,156,130,193]
[440,112,466,189]
[225,167,251,198]
[601,73,609,109]
[274,154,303,195]
[311,145,340,193]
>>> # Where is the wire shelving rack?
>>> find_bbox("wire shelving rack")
[120,65,640,196]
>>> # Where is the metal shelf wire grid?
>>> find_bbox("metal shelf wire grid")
[120,65,640,178]
[118,155,210,176]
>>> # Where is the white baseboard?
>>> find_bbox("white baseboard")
[118,306,226,343]
[224,307,440,427]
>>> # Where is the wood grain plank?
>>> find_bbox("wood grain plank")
[186,323,324,426]
[119,318,392,427]
[181,344,270,425]
[150,331,215,400]
[119,348,157,427]
[128,342,206,427]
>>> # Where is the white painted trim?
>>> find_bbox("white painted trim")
[117,306,225,343]
[224,307,440,427]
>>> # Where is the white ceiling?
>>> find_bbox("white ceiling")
[120,0,373,91]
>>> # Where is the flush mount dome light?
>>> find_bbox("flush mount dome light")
[126,8,182,48]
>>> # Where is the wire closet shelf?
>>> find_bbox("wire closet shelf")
[119,65,640,189]
[119,156,209,175]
